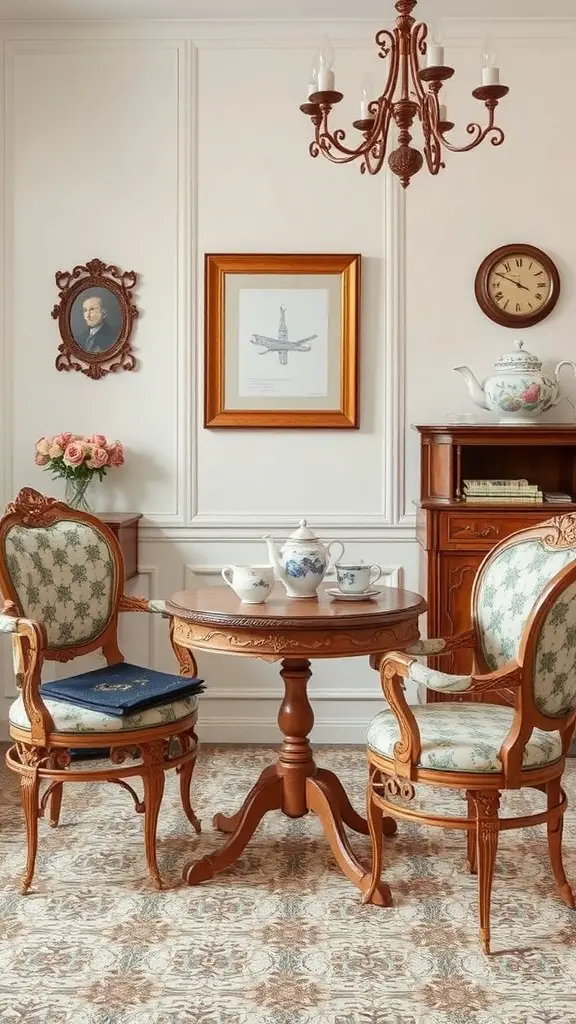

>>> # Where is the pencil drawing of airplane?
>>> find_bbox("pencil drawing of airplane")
[250,306,318,365]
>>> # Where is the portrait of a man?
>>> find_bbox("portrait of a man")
[53,257,139,378]
[70,288,122,356]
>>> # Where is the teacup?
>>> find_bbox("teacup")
[221,565,275,604]
[334,562,383,595]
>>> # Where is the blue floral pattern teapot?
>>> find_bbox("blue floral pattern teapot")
[263,519,345,599]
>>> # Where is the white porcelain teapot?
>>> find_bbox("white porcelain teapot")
[263,519,344,599]
[454,340,576,424]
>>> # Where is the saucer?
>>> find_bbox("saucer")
[326,587,382,602]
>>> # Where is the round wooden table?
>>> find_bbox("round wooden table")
[166,583,426,905]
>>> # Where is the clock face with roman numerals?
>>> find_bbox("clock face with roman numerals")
[475,244,560,328]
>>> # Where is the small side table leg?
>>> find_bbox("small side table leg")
[315,767,398,838]
[306,775,392,907]
[183,772,282,886]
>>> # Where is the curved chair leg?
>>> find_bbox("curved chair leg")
[471,790,500,955]
[547,776,575,908]
[178,755,201,835]
[142,767,166,890]
[362,766,385,906]
[466,791,477,875]
[20,771,40,894]
[49,783,64,828]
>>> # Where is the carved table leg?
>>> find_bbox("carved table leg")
[214,765,278,834]
[306,774,392,907]
[183,772,282,885]
[315,767,398,838]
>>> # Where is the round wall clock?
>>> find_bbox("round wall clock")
[474,243,560,329]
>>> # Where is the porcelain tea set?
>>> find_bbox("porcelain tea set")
[221,519,385,604]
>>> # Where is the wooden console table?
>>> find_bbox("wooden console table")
[166,583,426,905]
[99,514,141,581]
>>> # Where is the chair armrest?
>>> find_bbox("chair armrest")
[404,629,475,657]
[119,595,168,616]
[0,613,19,633]
[408,661,472,694]
[1,613,53,745]
[384,649,522,697]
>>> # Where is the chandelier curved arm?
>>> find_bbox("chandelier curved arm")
[362,102,395,175]
[311,101,388,164]
[409,21,428,106]
[438,110,505,154]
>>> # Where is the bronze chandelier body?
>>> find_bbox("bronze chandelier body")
[300,0,509,188]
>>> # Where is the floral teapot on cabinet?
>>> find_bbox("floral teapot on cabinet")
[263,519,344,599]
[454,340,576,424]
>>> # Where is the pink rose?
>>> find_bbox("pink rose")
[54,432,72,449]
[107,441,125,467]
[63,441,87,467]
[35,437,51,456]
[87,446,108,470]
[48,443,64,459]
[521,384,541,405]
[89,434,108,448]
[35,453,49,466]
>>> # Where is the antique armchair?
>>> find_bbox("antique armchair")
[1,488,204,893]
[364,513,576,954]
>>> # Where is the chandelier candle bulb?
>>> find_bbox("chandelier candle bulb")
[482,35,499,85]
[482,65,500,86]
[316,36,335,93]
[427,44,444,67]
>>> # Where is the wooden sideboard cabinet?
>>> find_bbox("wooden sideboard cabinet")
[99,514,142,581]
[416,424,576,704]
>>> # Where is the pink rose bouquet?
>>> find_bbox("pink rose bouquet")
[34,434,125,483]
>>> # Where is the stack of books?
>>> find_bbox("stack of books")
[462,479,543,503]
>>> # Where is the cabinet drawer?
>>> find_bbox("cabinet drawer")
[440,512,541,550]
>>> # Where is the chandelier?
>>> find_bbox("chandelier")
[299,0,509,188]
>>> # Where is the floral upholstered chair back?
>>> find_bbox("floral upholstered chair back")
[0,489,120,653]
[474,514,576,720]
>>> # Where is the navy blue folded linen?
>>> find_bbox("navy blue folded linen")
[41,662,205,717]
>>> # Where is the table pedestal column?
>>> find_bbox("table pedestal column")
[183,657,395,905]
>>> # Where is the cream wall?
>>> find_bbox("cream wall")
[1,18,575,740]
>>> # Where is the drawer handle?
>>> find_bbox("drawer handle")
[461,524,500,539]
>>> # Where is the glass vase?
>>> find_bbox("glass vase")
[64,476,94,513]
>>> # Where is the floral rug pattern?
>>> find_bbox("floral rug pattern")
[1,744,576,1024]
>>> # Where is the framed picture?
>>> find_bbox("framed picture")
[52,258,139,380]
[204,253,360,428]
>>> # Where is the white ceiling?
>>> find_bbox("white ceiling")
[0,0,575,20]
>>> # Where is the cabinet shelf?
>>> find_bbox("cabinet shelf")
[416,424,576,707]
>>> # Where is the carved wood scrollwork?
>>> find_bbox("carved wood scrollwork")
[52,257,139,380]
[543,513,576,549]
[383,775,416,801]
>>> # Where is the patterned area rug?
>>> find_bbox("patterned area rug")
[1,744,576,1024]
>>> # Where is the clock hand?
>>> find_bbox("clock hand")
[494,272,531,291]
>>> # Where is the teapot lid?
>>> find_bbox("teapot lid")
[494,339,541,372]
[289,518,318,542]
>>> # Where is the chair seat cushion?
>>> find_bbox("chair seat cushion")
[366,702,562,773]
[9,692,199,735]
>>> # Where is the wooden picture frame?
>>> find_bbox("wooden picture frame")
[52,258,139,380]
[204,253,360,428]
